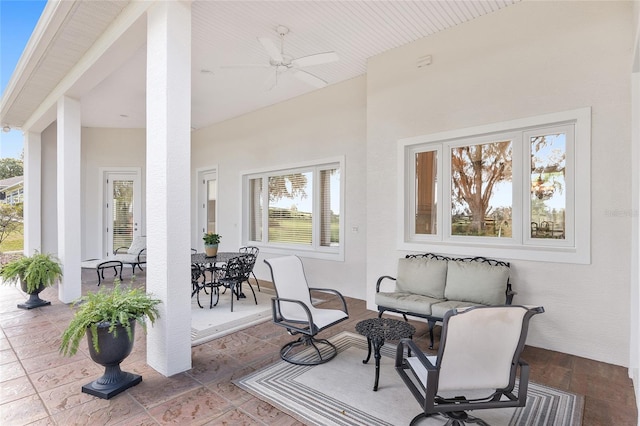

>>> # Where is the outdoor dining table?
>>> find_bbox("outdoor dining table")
[191,252,241,267]
[191,252,247,300]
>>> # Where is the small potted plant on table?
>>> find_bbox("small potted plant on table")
[0,252,63,309]
[59,281,161,399]
[203,232,221,257]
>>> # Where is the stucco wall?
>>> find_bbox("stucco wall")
[191,77,367,299]
[41,123,57,256]
[366,1,633,366]
[81,127,146,260]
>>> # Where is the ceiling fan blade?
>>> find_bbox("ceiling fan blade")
[292,70,328,88]
[261,69,278,91]
[257,37,283,62]
[220,64,271,69]
[292,51,339,68]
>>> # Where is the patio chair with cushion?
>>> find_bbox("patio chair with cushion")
[264,255,349,366]
[113,235,146,274]
[395,305,544,426]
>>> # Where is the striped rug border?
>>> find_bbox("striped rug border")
[235,332,583,426]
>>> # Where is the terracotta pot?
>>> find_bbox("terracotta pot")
[205,244,219,257]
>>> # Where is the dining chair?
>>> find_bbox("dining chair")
[217,254,258,312]
[239,246,260,292]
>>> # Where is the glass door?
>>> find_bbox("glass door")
[198,170,217,250]
[104,171,141,256]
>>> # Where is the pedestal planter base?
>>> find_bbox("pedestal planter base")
[82,371,141,399]
[17,292,51,309]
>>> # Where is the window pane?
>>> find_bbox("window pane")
[415,151,437,235]
[320,168,340,247]
[268,172,312,244]
[112,179,134,249]
[248,178,262,241]
[206,179,217,234]
[530,133,566,239]
[451,140,512,237]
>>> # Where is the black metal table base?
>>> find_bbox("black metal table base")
[362,337,386,391]
[356,317,416,391]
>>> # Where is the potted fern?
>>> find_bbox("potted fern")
[0,252,62,309]
[59,281,161,399]
[203,232,221,257]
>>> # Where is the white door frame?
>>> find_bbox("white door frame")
[99,167,142,258]
[196,167,218,252]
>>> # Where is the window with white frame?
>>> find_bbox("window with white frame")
[399,108,590,264]
[243,158,343,260]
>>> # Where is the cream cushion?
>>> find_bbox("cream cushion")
[396,257,448,299]
[127,236,146,255]
[444,261,509,306]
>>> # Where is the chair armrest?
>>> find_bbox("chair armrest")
[506,283,517,304]
[376,275,396,293]
[308,287,348,314]
[114,246,128,254]
[137,248,147,263]
[395,338,436,371]
[271,297,315,333]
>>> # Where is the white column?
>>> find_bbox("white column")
[145,0,192,375]
[56,96,82,303]
[23,131,42,255]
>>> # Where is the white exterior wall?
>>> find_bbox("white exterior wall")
[41,123,57,256]
[366,1,633,366]
[191,77,367,299]
[81,127,146,259]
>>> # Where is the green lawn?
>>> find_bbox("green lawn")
[0,223,24,252]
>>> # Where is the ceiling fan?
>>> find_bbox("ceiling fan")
[223,25,339,90]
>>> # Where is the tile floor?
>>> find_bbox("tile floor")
[0,269,637,425]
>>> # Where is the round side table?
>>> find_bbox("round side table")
[355,317,415,391]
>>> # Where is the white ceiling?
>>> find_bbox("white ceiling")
[2,0,521,131]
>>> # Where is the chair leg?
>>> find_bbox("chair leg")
[428,320,436,349]
[244,279,258,305]
[251,272,260,292]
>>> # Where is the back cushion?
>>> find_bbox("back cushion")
[396,257,448,299]
[128,236,146,254]
[444,261,509,306]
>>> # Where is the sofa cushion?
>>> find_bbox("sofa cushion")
[375,292,442,316]
[127,236,146,255]
[430,300,482,318]
[396,257,448,299]
[444,261,509,306]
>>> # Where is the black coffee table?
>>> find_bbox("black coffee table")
[355,317,415,391]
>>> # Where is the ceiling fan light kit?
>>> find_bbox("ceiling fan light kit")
[224,24,339,90]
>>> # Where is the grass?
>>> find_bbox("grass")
[0,223,23,252]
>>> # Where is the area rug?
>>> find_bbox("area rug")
[191,287,275,345]
[234,332,583,426]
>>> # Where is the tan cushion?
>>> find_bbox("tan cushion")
[430,300,482,318]
[444,261,509,306]
[127,236,146,255]
[396,257,448,299]
[375,292,441,316]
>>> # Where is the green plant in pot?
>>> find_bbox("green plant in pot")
[203,232,221,257]
[59,280,161,399]
[0,252,63,309]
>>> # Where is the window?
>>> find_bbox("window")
[399,108,590,264]
[244,158,343,260]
